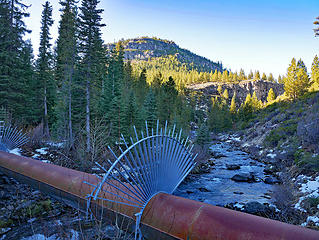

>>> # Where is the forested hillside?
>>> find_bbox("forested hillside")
[106,37,223,73]
[0,0,318,168]
[0,0,195,162]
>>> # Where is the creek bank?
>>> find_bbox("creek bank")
[1,145,134,240]
[219,130,319,229]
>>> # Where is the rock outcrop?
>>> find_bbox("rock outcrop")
[187,80,284,104]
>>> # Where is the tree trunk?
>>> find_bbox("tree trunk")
[86,71,90,153]
[68,67,73,148]
[44,84,50,138]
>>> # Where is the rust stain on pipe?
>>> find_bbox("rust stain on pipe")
[1,151,319,240]
[142,192,319,240]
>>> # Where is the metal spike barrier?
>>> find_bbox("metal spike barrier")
[0,124,29,152]
[85,120,197,239]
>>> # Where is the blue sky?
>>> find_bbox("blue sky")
[25,0,319,77]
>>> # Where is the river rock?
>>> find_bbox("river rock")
[264,165,276,174]
[226,164,241,170]
[231,172,255,182]
[198,187,211,192]
[244,201,269,216]
[264,177,280,184]
[233,191,244,195]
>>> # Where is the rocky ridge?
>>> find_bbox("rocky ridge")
[187,79,284,105]
[106,37,223,72]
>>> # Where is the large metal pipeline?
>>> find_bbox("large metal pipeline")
[0,151,319,240]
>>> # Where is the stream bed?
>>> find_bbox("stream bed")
[175,141,275,208]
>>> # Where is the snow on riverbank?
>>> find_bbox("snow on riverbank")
[9,148,22,156]
[295,175,319,226]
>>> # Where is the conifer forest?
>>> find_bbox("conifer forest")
[1,0,319,238]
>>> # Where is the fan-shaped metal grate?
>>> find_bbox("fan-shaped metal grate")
[0,124,29,152]
[85,120,197,239]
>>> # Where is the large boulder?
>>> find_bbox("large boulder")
[244,201,275,217]
[231,172,255,182]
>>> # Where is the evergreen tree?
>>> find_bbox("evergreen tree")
[121,91,140,138]
[217,85,222,95]
[239,69,246,81]
[267,88,276,103]
[222,89,229,100]
[314,16,319,37]
[297,59,307,72]
[100,43,124,144]
[0,0,30,119]
[248,70,253,79]
[284,58,310,99]
[253,71,260,81]
[278,75,283,84]
[261,73,267,80]
[230,92,237,114]
[196,123,210,147]
[143,89,157,130]
[311,55,319,84]
[133,68,148,106]
[268,73,275,82]
[20,40,40,125]
[207,97,232,132]
[212,69,218,82]
[232,71,238,82]
[239,93,253,120]
[251,91,261,109]
[55,0,78,146]
[222,70,229,82]
[37,1,54,137]
[78,0,106,152]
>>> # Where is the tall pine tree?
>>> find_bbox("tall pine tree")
[311,55,319,84]
[0,0,30,120]
[37,1,54,137]
[284,58,310,99]
[55,0,78,146]
[78,0,105,152]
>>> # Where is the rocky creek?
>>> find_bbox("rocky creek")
[175,139,279,212]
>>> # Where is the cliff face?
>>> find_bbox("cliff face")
[106,37,223,72]
[187,80,284,104]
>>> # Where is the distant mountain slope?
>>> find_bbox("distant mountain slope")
[106,37,223,72]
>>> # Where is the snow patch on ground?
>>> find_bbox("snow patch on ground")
[234,203,244,210]
[300,176,319,194]
[35,147,48,155]
[302,216,319,227]
[295,175,319,217]
[8,148,22,156]
[41,160,52,164]
[266,153,277,159]
[242,143,251,147]
[46,141,65,148]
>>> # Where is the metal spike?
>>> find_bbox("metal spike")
[84,120,197,240]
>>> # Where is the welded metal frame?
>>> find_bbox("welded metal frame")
[0,124,29,152]
[85,120,197,239]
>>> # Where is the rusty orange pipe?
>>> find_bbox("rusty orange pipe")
[0,151,318,240]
